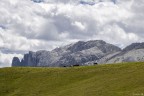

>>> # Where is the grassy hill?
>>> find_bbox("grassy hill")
[1,62,144,96]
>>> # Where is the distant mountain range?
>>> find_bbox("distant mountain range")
[12,40,144,67]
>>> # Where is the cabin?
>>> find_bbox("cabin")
[94,63,98,65]
[73,64,80,67]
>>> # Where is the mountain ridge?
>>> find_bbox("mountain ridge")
[12,40,144,67]
[12,40,121,67]
[98,42,144,64]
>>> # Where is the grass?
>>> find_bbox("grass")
[0,62,144,96]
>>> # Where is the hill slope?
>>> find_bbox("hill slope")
[1,62,144,96]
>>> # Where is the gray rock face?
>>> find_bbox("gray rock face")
[98,42,144,64]
[12,57,21,66]
[12,40,121,67]
[123,42,144,52]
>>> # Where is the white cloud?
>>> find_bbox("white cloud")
[0,0,144,67]
[72,21,85,31]
[0,51,23,67]
[96,24,140,47]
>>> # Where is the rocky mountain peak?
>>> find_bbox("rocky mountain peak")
[12,57,20,66]
[67,40,109,53]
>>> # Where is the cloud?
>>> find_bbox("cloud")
[0,0,144,67]
[0,51,23,67]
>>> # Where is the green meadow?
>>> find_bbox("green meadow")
[1,62,144,96]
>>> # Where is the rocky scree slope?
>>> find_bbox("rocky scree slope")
[98,42,144,64]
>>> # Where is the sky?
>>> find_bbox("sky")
[0,0,144,67]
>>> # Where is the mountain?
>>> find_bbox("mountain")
[98,42,144,64]
[12,40,121,67]
[12,41,144,67]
